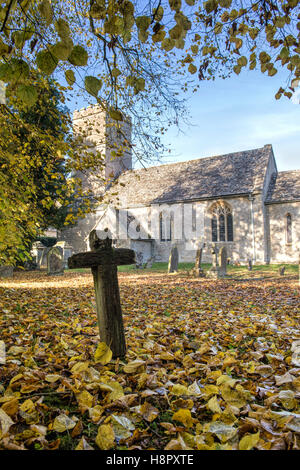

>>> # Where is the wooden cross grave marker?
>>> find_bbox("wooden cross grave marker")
[67,229,135,358]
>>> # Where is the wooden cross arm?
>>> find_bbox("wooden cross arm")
[68,248,136,269]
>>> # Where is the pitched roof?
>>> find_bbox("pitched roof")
[266,170,300,203]
[108,145,273,207]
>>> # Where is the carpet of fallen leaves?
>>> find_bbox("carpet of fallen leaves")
[0,271,299,451]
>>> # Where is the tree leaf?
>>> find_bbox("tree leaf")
[36,50,58,75]
[84,76,102,97]
[38,0,53,25]
[68,45,88,66]
[15,84,38,106]
[52,414,77,433]
[239,432,260,450]
[94,342,112,365]
[95,424,115,450]
[172,409,194,428]
[65,69,75,85]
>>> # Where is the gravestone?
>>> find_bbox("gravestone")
[192,243,206,277]
[68,229,135,357]
[135,252,144,269]
[38,246,51,269]
[248,259,253,271]
[0,266,13,278]
[207,244,221,279]
[47,246,64,275]
[56,241,73,268]
[219,246,228,277]
[168,246,179,274]
[145,257,154,269]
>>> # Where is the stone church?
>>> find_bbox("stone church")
[58,104,300,265]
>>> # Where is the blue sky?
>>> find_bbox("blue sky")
[69,68,299,173]
[159,70,300,172]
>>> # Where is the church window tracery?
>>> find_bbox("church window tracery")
[210,202,233,242]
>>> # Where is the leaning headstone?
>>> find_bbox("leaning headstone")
[192,243,206,277]
[279,266,285,276]
[219,246,228,277]
[168,246,179,273]
[207,244,220,279]
[248,259,253,271]
[67,229,135,357]
[47,246,64,275]
[0,266,13,278]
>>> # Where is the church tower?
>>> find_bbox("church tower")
[58,104,132,253]
[73,104,132,194]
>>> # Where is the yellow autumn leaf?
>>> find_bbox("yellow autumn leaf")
[88,405,104,423]
[171,384,188,396]
[75,436,94,450]
[123,359,145,374]
[0,408,14,438]
[165,434,193,450]
[45,374,61,383]
[187,381,201,396]
[111,415,135,439]
[94,342,112,365]
[70,361,90,374]
[207,421,238,443]
[1,398,19,416]
[207,395,222,414]
[99,380,124,402]
[106,380,125,402]
[172,409,194,428]
[20,399,35,414]
[76,390,94,411]
[220,384,247,408]
[216,375,237,387]
[239,432,260,450]
[52,414,77,433]
[95,424,115,450]
[140,402,159,422]
[203,384,219,398]
[160,351,175,360]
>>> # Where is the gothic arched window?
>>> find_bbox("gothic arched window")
[286,213,292,244]
[159,212,172,241]
[210,202,233,242]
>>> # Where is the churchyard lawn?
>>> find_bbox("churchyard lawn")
[0,269,299,450]
[120,263,299,279]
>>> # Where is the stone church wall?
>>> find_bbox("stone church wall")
[268,202,300,263]
[116,195,265,265]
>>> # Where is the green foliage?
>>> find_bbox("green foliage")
[0,76,85,265]
[0,0,297,112]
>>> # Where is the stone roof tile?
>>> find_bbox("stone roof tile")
[108,145,273,207]
[266,170,300,203]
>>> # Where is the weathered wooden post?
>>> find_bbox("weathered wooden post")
[68,230,135,357]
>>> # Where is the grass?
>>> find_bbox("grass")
[65,262,298,278]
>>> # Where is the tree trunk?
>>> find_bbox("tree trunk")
[91,262,126,358]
